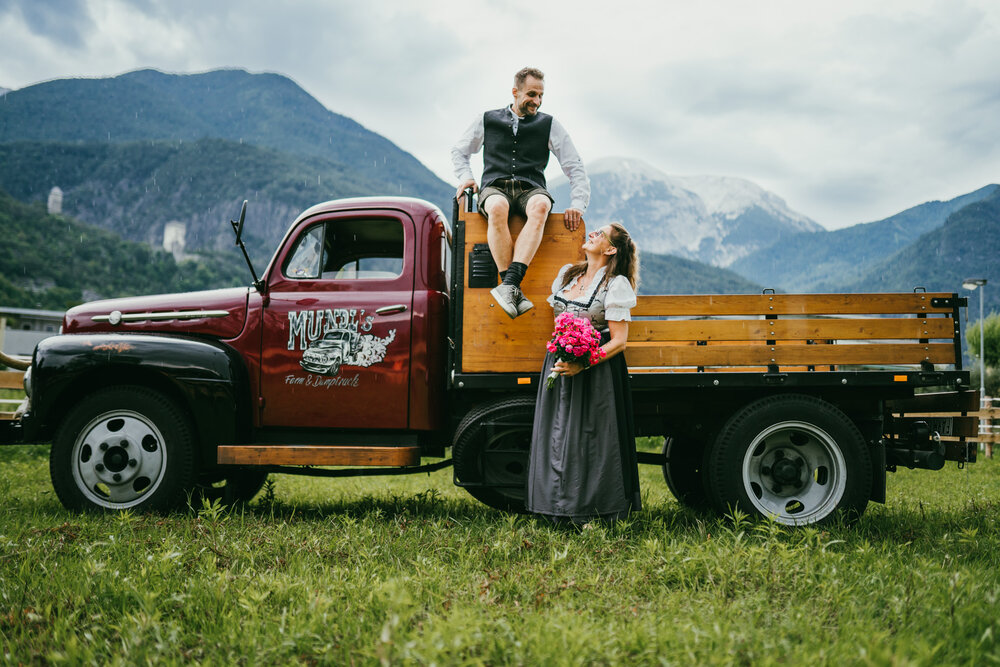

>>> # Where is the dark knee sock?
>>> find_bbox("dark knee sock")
[502,261,527,288]
[498,270,507,283]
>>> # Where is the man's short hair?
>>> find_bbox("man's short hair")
[514,67,545,89]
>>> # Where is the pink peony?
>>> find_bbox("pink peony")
[544,313,607,389]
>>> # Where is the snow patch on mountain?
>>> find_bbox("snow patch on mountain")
[552,157,821,266]
[676,175,815,229]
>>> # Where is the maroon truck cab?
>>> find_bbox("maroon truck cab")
[37,196,451,452]
[245,197,451,433]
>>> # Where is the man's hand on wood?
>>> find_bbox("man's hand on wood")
[563,207,583,231]
[456,179,478,201]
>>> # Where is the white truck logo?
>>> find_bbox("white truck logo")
[299,328,397,376]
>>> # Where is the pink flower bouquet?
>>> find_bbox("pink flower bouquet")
[545,312,606,389]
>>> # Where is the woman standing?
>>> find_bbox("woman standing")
[526,223,641,524]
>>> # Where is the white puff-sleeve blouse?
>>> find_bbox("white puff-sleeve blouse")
[604,274,638,322]
[547,264,637,322]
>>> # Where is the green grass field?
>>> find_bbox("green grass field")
[1,442,998,665]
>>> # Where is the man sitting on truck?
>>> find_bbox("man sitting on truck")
[451,66,591,319]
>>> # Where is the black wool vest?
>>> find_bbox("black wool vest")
[481,107,553,191]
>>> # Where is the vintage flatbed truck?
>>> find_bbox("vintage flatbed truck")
[0,195,979,525]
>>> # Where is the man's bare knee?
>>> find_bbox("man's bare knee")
[483,195,510,223]
[525,196,551,221]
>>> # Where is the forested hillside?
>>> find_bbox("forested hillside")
[0,139,382,263]
[728,185,999,291]
[843,188,1000,312]
[0,69,453,265]
[0,189,247,311]
[0,68,450,209]
[638,253,763,295]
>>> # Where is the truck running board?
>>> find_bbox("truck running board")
[217,445,421,467]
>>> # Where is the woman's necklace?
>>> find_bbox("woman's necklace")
[567,271,600,300]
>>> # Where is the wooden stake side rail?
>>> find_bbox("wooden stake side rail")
[629,293,961,371]
[632,293,959,316]
[458,207,963,374]
[628,318,956,342]
[0,370,25,420]
[625,342,956,368]
[0,370,25,390]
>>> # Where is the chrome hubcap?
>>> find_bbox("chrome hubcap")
[742,420,846,525]
[72,410,167,508]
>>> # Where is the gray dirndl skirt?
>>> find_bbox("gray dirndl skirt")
[525,343,641,523]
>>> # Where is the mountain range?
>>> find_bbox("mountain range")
[0,139,378,264]
[0,69,451,263]
[0,68,997,312]
[0,183,762,303]
[551,158,998,311]
[730,184,999,291]
[0,68,449,207]
[0,188,246,311]
[843,188,1000,296]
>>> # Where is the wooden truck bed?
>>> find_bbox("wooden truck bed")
[455,208,965,381]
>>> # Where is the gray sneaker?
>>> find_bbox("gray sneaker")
[515,292,534,316]
[491,284,533,319]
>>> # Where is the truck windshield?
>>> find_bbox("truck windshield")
[284,218,404,280]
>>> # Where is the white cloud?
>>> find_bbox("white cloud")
[0,0,997,228]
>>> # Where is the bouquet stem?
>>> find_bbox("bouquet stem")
[546,369,560,389]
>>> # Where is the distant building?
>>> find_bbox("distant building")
[47,187,63,215]
[0,306,64,357]
[163,221,186,260]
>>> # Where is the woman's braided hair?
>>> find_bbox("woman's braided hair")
[560,222,640,291]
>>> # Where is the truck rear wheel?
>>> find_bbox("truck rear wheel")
[662,436,710,510]
[705,394,871,526]
[452,397,534,513]
[50,386,195,512]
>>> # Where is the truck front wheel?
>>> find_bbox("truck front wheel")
[705,394,871,526]
[50,386,195,512]
[452,397,534,513]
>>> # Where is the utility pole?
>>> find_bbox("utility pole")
[963,278,988,407]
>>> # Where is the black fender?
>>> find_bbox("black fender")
[27,333,250,466]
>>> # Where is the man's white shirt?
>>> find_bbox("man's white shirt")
[451,106,591,212]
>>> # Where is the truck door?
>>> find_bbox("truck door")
[259,210,414,429]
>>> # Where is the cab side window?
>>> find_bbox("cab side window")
[284,218,404,280]
[285,225,324,278]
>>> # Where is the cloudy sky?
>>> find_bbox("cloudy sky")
[1,0,997,229]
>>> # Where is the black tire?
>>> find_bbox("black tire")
[193,469,269,507]
[453,397,535,513]
[662,436,710,510]
[705,394,871,526]
[50,386,196,512]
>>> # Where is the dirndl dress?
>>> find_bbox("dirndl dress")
[526,264,641,523]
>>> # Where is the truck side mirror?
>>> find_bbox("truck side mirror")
[229,199,264,293]
[232,200,248,245]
